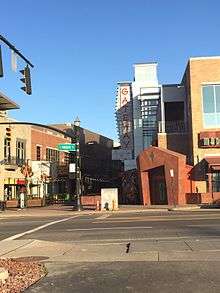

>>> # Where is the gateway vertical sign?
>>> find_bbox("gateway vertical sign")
[115,82,134,160]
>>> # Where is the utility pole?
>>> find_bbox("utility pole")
[73,117,83,211]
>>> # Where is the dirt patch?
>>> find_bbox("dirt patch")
[0,258,47,292]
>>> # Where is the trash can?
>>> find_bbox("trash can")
[0,201,6,212]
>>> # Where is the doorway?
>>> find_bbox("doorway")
[149,166,168,204]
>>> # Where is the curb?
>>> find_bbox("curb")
[168,206,200,211]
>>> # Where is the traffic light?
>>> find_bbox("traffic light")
[0,45,3,77]
[6,127,11,141]
[20,65,32,95]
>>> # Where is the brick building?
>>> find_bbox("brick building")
[138,57,220,205]
[51,123,115,195]
[0,92,116,206]
[0,92,30,207]
[0,117,71,206]
[30,125,71,200]
[115,57,220,205]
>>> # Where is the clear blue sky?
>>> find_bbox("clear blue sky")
[0,0,220,141]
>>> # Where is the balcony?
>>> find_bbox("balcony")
[2,156,25,170]
[158,120,187,133]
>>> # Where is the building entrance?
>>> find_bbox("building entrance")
[149,166,168,204]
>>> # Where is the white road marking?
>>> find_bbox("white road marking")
[2,215,80,241]
[95,214,110,220]
[94,216,220,224]
[187,224,220,227]
[66,226,152,231]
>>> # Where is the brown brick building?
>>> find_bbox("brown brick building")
[30,125,71,200]
[138,57,220,206]
[51,123,116,195]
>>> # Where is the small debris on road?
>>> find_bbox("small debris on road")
[126,242,131,253]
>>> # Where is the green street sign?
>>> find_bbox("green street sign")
[57,143,76,151]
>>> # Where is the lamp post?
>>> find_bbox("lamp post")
[73,117,83,211]
[170,169,176,208]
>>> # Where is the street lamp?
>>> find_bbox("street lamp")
[73,117,83,211]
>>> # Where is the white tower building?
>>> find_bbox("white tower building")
[113,62,161,171]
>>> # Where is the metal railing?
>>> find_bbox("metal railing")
[158,120,187,133]
[3,156,25,166]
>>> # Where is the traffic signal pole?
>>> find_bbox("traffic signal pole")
[73,117,83,211]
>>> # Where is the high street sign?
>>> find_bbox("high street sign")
[57,143,76,151]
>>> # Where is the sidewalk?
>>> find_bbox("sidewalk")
[0,205,90,218]
[1,237,220,262]
[0,204,219,219]
[119,204,201,212]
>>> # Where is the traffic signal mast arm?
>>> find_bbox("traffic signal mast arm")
[0,34,34,68]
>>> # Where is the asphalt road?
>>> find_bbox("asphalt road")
[27,261,220,293]
[0,215,71,241]
[15,210,220,242]
[1,210,220,292]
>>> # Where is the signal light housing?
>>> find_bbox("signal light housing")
[20,65,32,95]
[6,127,11,141]
[0,45,3,78]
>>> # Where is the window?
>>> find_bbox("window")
[143,135,154,148]
[165,102,184,121]
[212,171,220,192]
[141,99,159,119]
[141,99,159,148]
[16,140,26,165]
[4,138,11,160]
[202,85,220,128]
[36,146,41,161]
[46,148,59,162]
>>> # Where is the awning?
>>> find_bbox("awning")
[16,179,26,185]
[4,178,26,185]
[211,166,220,171]
[4,178,16,185]
[204,157,220,170]
[0,92,19,110]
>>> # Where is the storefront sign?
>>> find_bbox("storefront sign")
[69,163,76,173]
[17,179,26,185]
[199,132,220,148]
